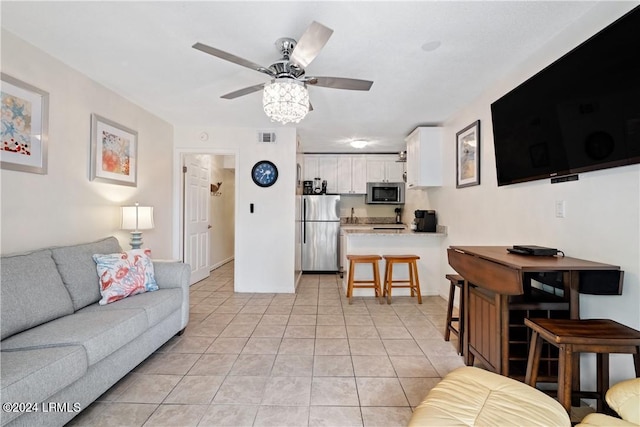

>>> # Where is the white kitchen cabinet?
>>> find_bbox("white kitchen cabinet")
[303,155,338,194]
[366,156,405,183]
[337,156,367,194]
[386,160,405,182]
[303,156,319,181]
[405,127,443,188]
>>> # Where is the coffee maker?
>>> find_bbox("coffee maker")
[414,210,437,232]
[303,181,313,195]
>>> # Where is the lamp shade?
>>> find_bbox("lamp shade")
[121,205,154,231]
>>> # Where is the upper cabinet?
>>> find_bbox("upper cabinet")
[366,156,404,183]
[304,155,338,194]
[303,154,404,194]
[405,127,443,188]
[337,156,367,194]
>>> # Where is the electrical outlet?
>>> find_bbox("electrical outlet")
[555,200,566,218]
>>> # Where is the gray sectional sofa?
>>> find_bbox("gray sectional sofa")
[0,237,190,427]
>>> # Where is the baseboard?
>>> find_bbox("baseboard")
[210,256,234,271]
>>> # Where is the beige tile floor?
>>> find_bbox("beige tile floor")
[68,262,465,427]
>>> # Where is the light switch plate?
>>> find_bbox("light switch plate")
[555,200,566,218]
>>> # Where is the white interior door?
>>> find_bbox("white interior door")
[184,154,211,284]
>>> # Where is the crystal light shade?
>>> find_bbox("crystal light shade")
[263,78,310,125]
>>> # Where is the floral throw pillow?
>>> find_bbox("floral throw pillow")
[92,249,158,305]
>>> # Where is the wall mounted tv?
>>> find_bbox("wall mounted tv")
[491,6,640,186]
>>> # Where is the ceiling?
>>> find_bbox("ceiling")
[1,1,601,153]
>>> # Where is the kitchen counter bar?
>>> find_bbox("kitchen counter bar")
[341,229,445,297]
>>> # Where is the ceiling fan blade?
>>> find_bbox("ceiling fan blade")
[193,42,273,76]
[308,76,373,91]
[221,83,266,100]
[289,21,334,68]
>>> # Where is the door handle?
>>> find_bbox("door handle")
[208,225,212,229]
[303,199,307,244]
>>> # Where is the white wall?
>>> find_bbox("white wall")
[407,2,639,387]
[174,127,297,293]
[1,30,174,257]
[209,155,235,269]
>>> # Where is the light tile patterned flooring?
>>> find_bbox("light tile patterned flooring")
[69,262,465,427]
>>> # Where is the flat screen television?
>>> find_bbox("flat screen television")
[491,6,640,186]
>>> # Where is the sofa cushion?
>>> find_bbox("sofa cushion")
[0,250,74,340]
[50,236,122,311]
[93,249,158,305]
[78,288,182,328]
[1,309,148,366]
[577,412,636,426]
[0,346,87,425]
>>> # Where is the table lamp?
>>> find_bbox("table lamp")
[120,202,154,249]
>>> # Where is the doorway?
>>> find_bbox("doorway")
[180,152,236,285]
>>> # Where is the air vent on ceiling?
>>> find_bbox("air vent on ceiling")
[258,132,277,143]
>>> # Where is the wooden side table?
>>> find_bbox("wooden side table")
[524,318,640,413]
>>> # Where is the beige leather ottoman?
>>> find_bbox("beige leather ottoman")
[409,367,570,426]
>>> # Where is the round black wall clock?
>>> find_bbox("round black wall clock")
[251,160,278,187]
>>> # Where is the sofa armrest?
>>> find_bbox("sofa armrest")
[606,378,640,425]
[153,261,190,330]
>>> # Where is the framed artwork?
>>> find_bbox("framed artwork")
[90,114,137,186]
[1,73,49,174]
[456,120,481,188]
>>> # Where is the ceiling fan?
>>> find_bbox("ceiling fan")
[192,21,373,123]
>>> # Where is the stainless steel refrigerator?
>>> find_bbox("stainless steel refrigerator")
[301,195,340,272]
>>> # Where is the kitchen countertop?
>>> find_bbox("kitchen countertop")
[341,224,406,229]
[342,228,446,236]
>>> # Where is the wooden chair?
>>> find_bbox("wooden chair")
[345,255,383,305]
[382,255,421,304]
[444,274,464,355]
[525,318,640,413]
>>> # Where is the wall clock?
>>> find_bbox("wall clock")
[251,160,278,187]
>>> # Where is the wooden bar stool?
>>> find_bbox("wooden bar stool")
[524,318,640,413]
[345,255,383,305]
[382,255,421,304]
[444,274,464,355]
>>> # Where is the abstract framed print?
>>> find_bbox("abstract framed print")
[456,120,481,188]
[90,114,137,186]
[1,73,49,174]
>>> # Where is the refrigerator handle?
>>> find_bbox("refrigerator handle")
[303,198,307,244]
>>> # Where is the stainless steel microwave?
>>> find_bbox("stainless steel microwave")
[366,182,405,204]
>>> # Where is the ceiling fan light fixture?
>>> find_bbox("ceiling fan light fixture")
[263,78,309,125]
